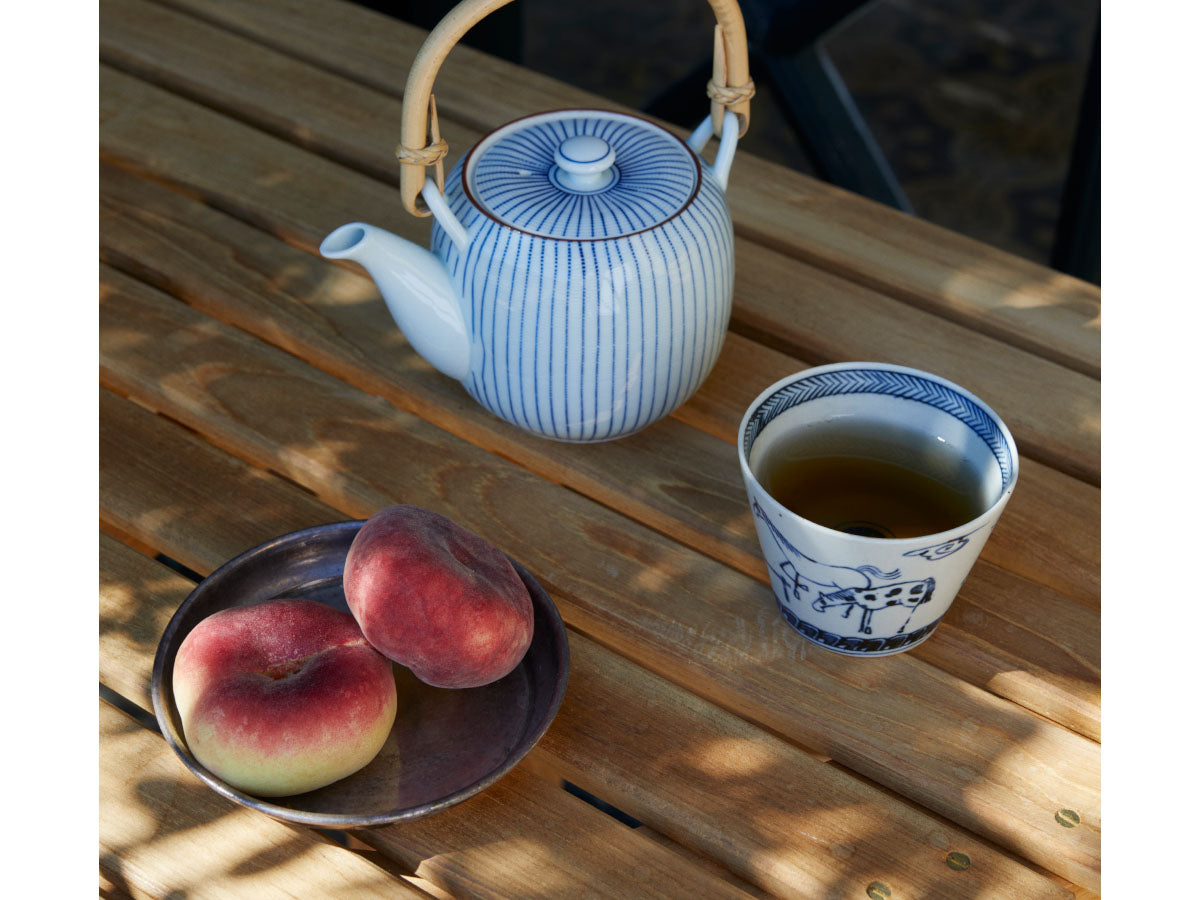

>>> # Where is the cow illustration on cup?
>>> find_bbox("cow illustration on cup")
[811,579,935,635]
[752,500,935,636]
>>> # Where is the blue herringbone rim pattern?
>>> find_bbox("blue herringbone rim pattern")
[744,369,1014,485]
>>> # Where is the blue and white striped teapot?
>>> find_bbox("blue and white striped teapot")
[321,0,755,442]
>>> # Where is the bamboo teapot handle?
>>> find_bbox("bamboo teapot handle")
[396,0,755,216]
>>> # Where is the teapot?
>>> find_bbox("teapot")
[321,0,754,442]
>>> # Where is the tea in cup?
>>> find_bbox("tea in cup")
[737,363,1019,657]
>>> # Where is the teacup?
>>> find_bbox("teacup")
[737,362,1019,657]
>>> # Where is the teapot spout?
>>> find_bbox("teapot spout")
[320,222,470,381]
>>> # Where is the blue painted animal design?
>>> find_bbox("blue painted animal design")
[753,500,897,596]
[813,579,935,635]
[752,500,935,636]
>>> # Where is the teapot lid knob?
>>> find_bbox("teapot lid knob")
[552,135,618,194]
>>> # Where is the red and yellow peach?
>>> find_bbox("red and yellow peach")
[172,597,397,797]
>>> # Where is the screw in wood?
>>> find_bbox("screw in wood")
[1055,808,1080,827]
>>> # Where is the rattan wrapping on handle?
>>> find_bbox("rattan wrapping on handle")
[397,0,753,216]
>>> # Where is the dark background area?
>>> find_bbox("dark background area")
[357,0,1099,283]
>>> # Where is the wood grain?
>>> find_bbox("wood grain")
[149,0,1101,377]
[362,766,761,900]
[99,160,1100,740]
[99,267,1100,890]
[95,41,1100,485]
[99,392,1070,900]
[100,532,194,713]
[99,699,427,900]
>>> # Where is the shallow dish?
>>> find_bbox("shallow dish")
[151,520,570,829]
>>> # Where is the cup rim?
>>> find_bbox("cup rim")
[737,362,1020,545]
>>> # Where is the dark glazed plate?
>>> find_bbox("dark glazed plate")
[150,520,570,829]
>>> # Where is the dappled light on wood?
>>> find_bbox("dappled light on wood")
[99,0,1099,895]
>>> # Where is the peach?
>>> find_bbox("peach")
[344,505,534,689]
[172,598,397,797]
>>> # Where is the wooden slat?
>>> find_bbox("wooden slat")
[100,394,1071,899]
[363,765,760,900]
[99,533,194,712]
[98,267,1099,890]
[99,699,428,900]
[146,0,1101,378]
[98,391,347,590]
[95,27,1101,486]
[99,158,1100,741]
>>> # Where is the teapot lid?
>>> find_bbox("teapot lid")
[463,110,700,240]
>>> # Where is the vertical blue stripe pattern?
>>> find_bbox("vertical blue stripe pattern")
[431,111,734,442]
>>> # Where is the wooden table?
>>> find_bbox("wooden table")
[99,0,1101,896]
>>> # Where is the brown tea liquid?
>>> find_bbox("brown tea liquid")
[762,455,981,539]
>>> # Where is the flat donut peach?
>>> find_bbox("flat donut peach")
[344,505,534,689]
[172,597,397,797]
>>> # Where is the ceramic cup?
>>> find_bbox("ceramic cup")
[737,362,1019,657]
